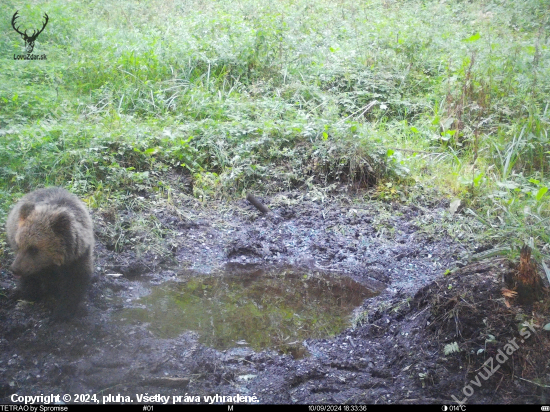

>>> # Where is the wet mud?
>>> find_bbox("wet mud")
[0,190,548,404]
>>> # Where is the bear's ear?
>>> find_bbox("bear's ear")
[19,203,35,220]
[51,211,72,235]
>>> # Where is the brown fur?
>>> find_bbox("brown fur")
[5,187,94,320]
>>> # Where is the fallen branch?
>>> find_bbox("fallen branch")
[246,193,270,214]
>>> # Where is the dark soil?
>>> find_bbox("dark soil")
[1,190,549,404]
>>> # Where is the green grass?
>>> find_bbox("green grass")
[0,0,548,261]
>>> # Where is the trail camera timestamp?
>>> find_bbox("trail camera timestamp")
[308,406,366,412]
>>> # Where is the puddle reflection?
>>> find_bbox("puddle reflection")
[115,268,377,358]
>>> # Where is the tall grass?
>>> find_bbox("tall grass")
[0,0,548,258]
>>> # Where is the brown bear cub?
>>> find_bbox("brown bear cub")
[5,187,94,321]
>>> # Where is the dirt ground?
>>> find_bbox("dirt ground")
[0,188,548,404]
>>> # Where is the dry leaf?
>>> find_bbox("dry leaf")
[449,198,461,215]
[502,288,518,298]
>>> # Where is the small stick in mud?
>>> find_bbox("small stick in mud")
[246,193,270,214]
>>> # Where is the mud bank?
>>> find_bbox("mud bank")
[0,191,547,404]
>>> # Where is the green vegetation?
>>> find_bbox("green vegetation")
[0,0,548,261]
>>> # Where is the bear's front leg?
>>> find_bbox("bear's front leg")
[51,258,91,321]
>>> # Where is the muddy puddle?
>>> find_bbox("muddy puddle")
[3,191,542,404]
[115,267,377,357]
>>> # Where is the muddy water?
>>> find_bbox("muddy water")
[115,268,377,357]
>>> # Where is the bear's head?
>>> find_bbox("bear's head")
[10,203,72,277]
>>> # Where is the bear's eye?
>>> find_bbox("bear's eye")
[27,246,39,255]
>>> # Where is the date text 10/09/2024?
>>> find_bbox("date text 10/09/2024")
[309,406,367,412]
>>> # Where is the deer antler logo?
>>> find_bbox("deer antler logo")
[11,11,49,54]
